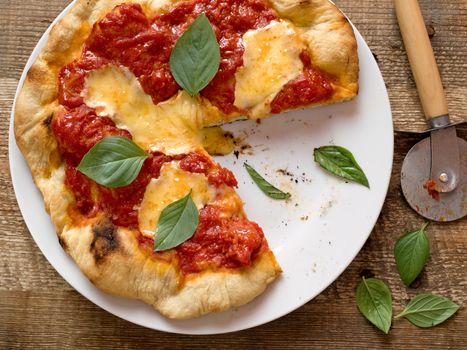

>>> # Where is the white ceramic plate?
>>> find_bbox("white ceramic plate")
[9,1,393,335]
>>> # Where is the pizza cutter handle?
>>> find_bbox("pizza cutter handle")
[394,0,449,123]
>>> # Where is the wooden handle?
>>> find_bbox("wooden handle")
[394,0,448,120]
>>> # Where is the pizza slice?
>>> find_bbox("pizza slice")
[14,0,358,319]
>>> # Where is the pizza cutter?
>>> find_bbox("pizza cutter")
[395,0,467,222]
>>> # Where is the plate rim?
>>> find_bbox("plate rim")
[8,0,393,335]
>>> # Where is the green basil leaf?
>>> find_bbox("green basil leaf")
[396,293,459,328]
[244,163,291,200]
[77,136,148,188]
[169,13,220,96]
[356,277,392,334]
[313,146,370,188]
[394,222,430,286]
[154,190,199,252]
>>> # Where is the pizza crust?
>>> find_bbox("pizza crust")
[15,0,357,319]
[61,218,279,318]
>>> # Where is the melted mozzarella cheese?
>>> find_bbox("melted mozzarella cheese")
[138,161,216,238]
[200,127,235,155]
[84,65,204,154]
[85,65,237,155]
[234,20,305,117]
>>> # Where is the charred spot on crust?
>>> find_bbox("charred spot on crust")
[58,236,68,251]
[90,219,118,263]
[42,114,53,129]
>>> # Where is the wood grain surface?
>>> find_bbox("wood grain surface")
[1,0,466,349]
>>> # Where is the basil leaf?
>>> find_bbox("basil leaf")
[356,277,392,334]
[394,222,430,286]
[154,190,199,252]
[169,13,220,96]
[244,163,291,200]
[396,293,459,328]
[313,146,369,188]
[77,136,148,188]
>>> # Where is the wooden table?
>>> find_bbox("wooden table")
[1,1,466,348]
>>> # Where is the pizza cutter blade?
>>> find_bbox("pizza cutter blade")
[395,0,467,221]
[401,129,467,222]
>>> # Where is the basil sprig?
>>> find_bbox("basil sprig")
[77,136,148,188]
[169,13,220,96]
[244,163,291,200]
[154,190,199,252]
[395,294,459,328]
[313,146,369,188]
[394,222,430,286]
[356,277,392,334]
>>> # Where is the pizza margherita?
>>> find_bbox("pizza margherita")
[15,0,358,319]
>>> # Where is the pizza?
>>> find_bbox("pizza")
[14,0,358,319]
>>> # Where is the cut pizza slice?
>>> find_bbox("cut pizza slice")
[14,0,358,319]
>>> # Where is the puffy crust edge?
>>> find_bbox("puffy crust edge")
[61,220,280,319]
[14,0,99,231]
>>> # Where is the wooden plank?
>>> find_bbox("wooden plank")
[1,287,466,349]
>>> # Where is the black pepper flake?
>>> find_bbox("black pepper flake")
[277,169,294,177]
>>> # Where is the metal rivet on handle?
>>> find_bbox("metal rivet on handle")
[438,172,449,183]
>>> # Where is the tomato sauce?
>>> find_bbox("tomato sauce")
[53,0,334,273]
[179,152,238,187]
[136,205,265,274]
[52,105,131,164]
[176,205,264,273]
[270,51,334,113]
